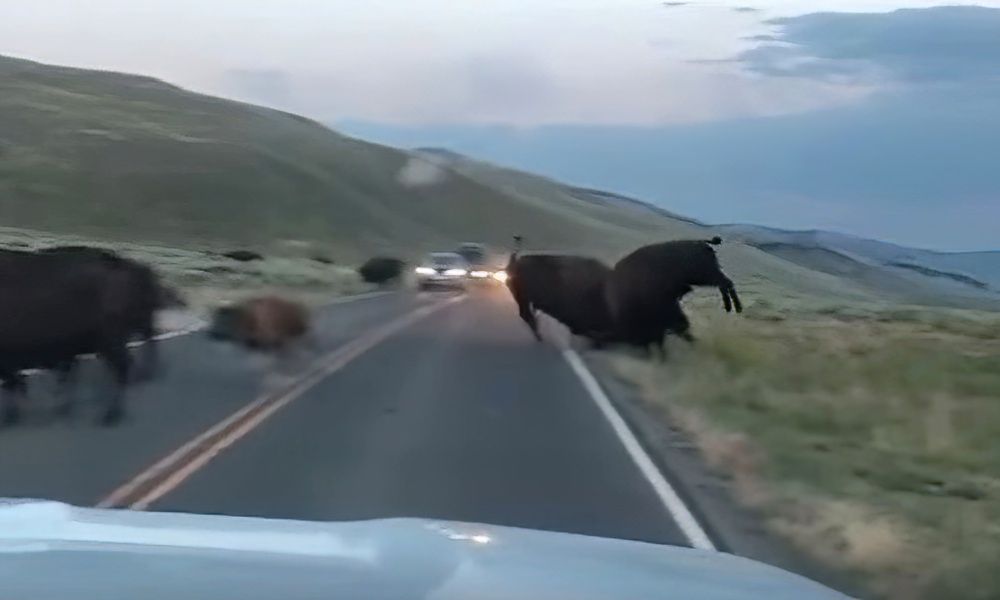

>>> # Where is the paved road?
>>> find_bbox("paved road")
[0,287,688,546]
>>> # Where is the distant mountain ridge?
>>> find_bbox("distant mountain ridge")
[715,224,1000,292]
[412,147,999,309]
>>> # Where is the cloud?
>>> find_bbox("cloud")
[738,5,1000,84]
[661,2,690,8]
[731,6,760,13]
[459,54,556,113]
[744,33,781,42]
[396,155,448,188]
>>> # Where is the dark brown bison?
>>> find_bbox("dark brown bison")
[505,237,615,345]
[358,257,405,285]
[37,246,186,380]
[606,237,742,353]
[221,249,264,262]
[208,296,311,351]
[0,248,174,425]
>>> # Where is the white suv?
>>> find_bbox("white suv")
[414,252,469,290]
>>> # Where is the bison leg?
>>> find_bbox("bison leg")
[133,340,158,382]
[1,375,26,425]
[671,310,696,344]
[97,342,131,426]
[727,284,743,314]
[132,318,159,382]
[715,274,742,314]
[517,300,542,342]
[719,287,733,313]
[53,360,78,418]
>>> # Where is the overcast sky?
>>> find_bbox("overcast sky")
[3,1,999,249]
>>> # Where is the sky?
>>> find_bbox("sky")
[2,1,999,250]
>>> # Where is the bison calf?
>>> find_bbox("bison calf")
[209,296,311,351]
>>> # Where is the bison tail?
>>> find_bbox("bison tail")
[708,236,723,245]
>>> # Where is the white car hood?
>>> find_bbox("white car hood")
[0,499,850,600]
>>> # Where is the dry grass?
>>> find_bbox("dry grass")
[0,226,375,319]
[613,290,1000,600]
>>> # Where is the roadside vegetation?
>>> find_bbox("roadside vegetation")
[613,292,1000,600]
[0,226,372,314]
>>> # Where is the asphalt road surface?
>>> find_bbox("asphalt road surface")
[0,286,690,546]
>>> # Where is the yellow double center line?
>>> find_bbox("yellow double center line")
[97,296,464,510]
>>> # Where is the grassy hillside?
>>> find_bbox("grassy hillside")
[0,55,655,262]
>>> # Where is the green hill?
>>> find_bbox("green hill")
[0,55,652,260]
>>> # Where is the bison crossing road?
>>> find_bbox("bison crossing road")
[0,247,182,426]
[505,236,743,354]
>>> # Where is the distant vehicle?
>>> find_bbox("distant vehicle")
[414,252,469,290]
[457,242,506,283]
[457,242,491,281]
[457,242,487,267]
[0,500,851,600]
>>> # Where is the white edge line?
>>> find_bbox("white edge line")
[562,349,716,552]
[322,290,391,306]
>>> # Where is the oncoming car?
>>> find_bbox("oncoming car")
[415,252,469,290]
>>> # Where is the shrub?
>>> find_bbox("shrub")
[358,257,405,284]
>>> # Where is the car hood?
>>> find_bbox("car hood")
[0,500,850,600]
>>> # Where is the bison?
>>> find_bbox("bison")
[221,249,264,262]
[0,248,174,425]
[358,257,405,285]
[505,236,616,345]
[605,236,742,354]
[208,296,311,351]
[37,246,186,380]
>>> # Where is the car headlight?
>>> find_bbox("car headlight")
[415,267,435,275]
[470,270,489,278]
[492,270,508,283]
[445,268,467,277]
